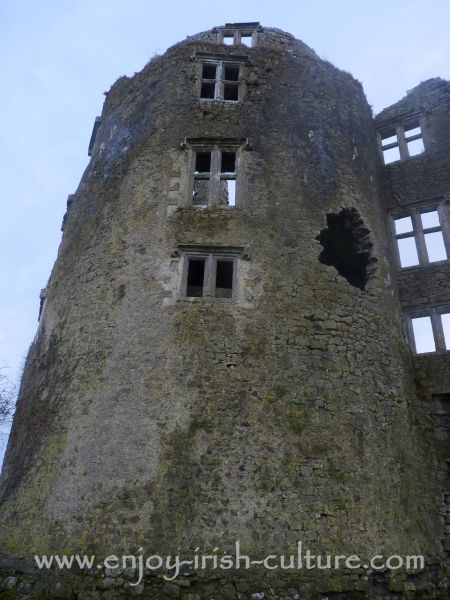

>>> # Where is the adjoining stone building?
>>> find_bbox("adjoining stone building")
[0,23,449,600]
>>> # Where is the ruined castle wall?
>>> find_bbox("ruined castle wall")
[375,78,450,591]
[0,27,446,598]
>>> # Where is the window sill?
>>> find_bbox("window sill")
[384,152,425,166]
[190,205,238,210]
[181,296,234,303]
[413,350,450,357]
[198,98,240,104]
[398,259,449,271]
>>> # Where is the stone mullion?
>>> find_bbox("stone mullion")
[432,311,447,352]
[210,147,221,206]
[203,255,215,297]
[412,209,429,265]
[216,62,223,100]
[397,126,409,159]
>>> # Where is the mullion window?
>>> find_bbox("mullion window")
[393,206,447,267]
[379,119,424,164]
[409,309,450,354]
[411,210,429,265]
[199,61,241,101]
[191,147,238,207]
[182,251,239,300]
[220,29,255,46]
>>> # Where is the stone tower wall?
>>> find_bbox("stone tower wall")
[0,25,447,599]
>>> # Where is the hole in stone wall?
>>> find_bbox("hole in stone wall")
[316,208,376,291]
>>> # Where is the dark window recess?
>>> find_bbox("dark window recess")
[224,65,239,81]
[195,151,211,173]
[202,63,217,79]
[221,151,236,173]
[186,259,205,297]
[199,60,242,101]
[200,82,215,99]
[316,208,377,291]
[215,260,234,298]
[224,84,239,101]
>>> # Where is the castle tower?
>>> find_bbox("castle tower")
[1,24,448,599]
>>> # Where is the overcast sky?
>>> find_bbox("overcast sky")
[1,0,449,463]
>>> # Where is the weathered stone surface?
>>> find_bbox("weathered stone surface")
[0,22,448,600]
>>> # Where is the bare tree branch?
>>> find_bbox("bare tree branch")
[0,369,15,426]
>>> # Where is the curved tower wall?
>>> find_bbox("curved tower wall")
[0,25,443,595]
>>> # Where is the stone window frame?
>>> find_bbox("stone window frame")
[194,52,249,102]
[377,115,425,164]
[406,306,450,354]
[216,23,259,47]
[181,137,249,208]
[178,245,244,301]
[389,198,449,269]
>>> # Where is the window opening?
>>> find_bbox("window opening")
[382,146,401,164]
[411,316,436,353]
[223,34,234,45]
[397,237,419,267]
[240,34,252,46]
[379,119,425,164]
[215,260,234,298]
[192,150,212,207]
[409,309,450,353]
[221,151,236,172]
[393,206,447,267]
[223,64,240,100]
[191,146,239,207]
[199,61,242,102]
[186,259,206,297]
[202,63,217,79]
[219,24,258,46]
[195,151,211,173]
[219,151,236,207]
[442,313,450,350]
[180,247,243,300]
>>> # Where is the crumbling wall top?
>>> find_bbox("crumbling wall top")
[375,77,450,125]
